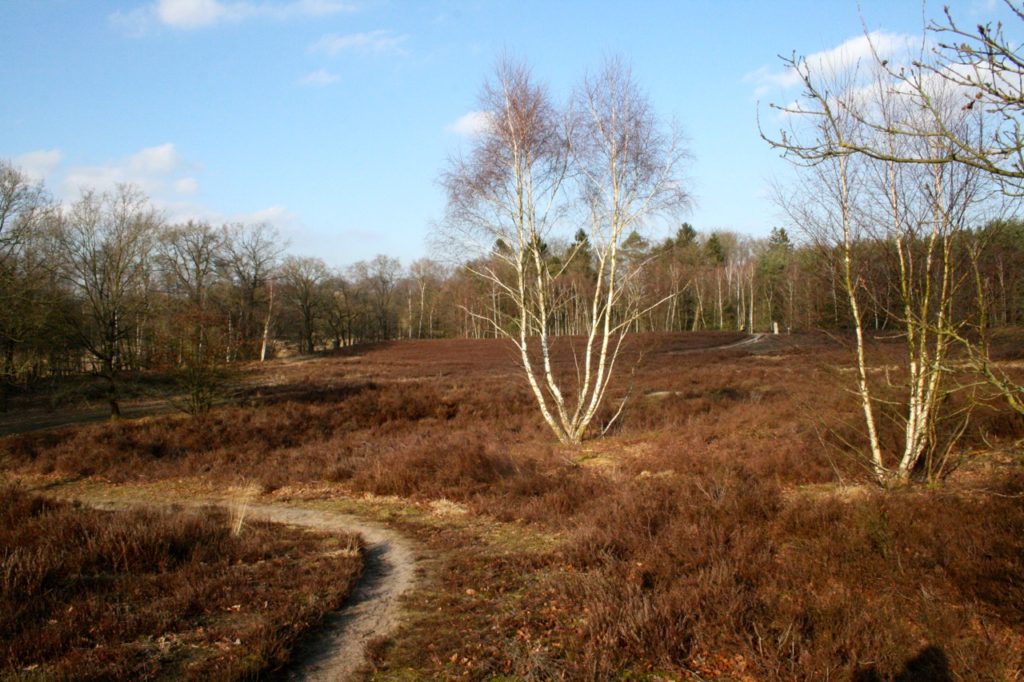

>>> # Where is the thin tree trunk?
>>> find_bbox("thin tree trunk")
[260,280,275,362]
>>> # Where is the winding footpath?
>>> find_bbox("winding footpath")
[252,504,418,681]
[84,496,420,681]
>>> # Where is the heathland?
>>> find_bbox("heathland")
[2,331,1022,679]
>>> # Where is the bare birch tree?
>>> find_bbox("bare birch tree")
[566,58,691,438]
[409,258,446,339]
[764,50,988,484]
[767,63,888,480]
[439,57,689,445]
[846,6,1024,418]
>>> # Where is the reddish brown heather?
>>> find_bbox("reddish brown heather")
[0,485,363,680]
[2,332,1024,679]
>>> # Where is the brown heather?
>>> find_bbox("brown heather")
[2,332,1024,679]
[0,485,363,680]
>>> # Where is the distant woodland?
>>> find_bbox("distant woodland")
[2,160,1024,394]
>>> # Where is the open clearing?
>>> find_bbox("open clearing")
[3,332,1024,680]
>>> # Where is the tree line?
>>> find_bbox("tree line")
[0,168,452,414]
[3,158,1024,415]
[453,219,1024,338]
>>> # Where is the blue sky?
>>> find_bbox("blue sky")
[1,0,1016,268]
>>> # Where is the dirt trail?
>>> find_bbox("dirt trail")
[668,332,766,354]
[732,332,766,348]
[252,504,418,682]
[81,495,419,681]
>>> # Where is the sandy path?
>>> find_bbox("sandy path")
[81,496,419,681]
[251,504,418,681]
[667,332,766,354]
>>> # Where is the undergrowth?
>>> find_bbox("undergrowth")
[0,485,363,681]
[3,333,1024,678]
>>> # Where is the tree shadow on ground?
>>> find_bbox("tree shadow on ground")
[853,646,952,682]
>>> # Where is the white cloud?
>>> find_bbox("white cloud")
[112,0,354,32]
[446,110,492,137]
[299,68,340,86]
[236,205,295,225]
[9,145,300,235]
[745,31,921,96]
[174,177,200,194]
[129,143,181,174]
[64,143,194,197]
[156,200,297,232]
[310,30,408,56]
[13,149,63,183]
[157,0,225,27]
[65,166,122,194]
